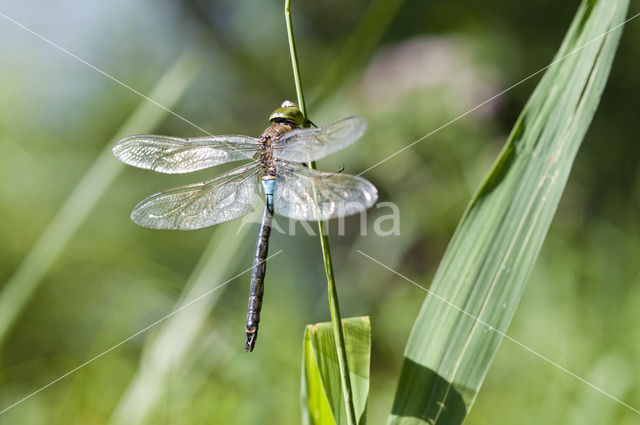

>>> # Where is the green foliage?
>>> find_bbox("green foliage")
[302,317,371,425]
[388,1,629,423]
[0,52,202,345]
[1,1,638,424]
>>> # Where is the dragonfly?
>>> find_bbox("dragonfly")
[112,101,378,352]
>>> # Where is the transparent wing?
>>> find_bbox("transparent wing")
[113,134,259,174]
[131,164,262,230]
[274,162,377,221]
[272,116,367,162]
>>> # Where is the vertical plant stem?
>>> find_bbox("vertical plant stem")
[285,2,306,116]
[285,2,357,425]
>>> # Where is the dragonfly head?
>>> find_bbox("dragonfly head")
[269,100,306,128]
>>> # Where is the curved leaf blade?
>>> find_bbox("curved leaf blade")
[302,317,371,425]
[388,1,630,424]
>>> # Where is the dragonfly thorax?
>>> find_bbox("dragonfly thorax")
[257,122,297,175]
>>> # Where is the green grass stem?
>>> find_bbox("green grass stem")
[285,2,357,425]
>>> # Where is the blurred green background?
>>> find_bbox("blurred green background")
[1,1,638,424]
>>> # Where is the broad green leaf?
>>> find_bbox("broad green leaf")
[302,327,337,425]
[302,317,371,425]
[388,1,629,424]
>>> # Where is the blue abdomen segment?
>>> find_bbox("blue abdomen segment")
[262,177,275,214]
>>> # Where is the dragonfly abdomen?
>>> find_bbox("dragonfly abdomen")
[245,205,274,352]
[262,176,276,214]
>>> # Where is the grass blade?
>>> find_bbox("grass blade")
[302,317,371,425]
[0,51,202,346]
[386,1,630,423]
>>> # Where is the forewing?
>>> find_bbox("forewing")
[131,165,262,230]
[272,116,366,162]
[113,134,259,174]
[274,162,377,221]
